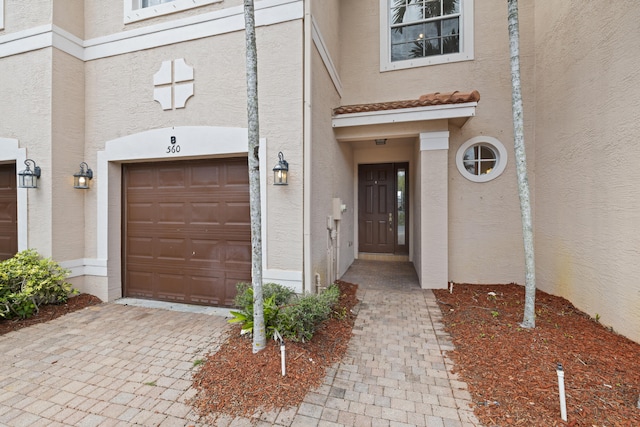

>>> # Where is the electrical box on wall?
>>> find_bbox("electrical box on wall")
[332,198,346,220]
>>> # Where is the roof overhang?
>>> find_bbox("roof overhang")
[332,101,478,129]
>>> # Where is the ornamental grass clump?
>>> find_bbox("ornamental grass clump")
[0,249,76,319]
[229,282,341,342]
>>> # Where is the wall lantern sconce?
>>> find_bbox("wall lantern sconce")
[273,151,289,185]
[18,159,41,189]
[73,162,93,189]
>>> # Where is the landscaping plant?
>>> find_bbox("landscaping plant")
[229,282,341,342]
[0,249,76,319]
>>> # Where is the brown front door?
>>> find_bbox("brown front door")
[0,163,18,261]
[358,163,395,253]
[122,158,251,307]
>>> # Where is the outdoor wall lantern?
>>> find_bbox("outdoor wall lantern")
[73,162,93,189]
[18,159,41,189]
[273,151,289,185]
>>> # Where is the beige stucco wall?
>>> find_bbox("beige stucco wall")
[533,0,640,342]
[51,49,85,261]
[53,0,84,38]
[0,49,53,256]
[309,7,355,288]
[310,0,340,67]
[84,19,304,278]
[3,0,51,34]
[336,0,536,284]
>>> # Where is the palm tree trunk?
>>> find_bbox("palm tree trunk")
[243,0,266,352]
[507,0,536,328]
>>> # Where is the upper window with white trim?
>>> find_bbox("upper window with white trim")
[125,0,222,24]
[380,0,474,71]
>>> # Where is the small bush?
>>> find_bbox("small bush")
[0,249,76,319]
[228,282,340,342]
[229,282,295,337]
[274,284,341,342]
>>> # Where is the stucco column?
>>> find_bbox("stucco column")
[419,131,449,289]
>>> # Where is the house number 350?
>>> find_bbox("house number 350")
[167,136,181,154]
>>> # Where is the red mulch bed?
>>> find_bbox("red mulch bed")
[433,283,640,427]
[190,280,359,422]
[0,293,102,336]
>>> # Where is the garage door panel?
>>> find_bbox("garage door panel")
[191,276,224,305]
[0,164,16,261]
[191,164,221,187]
[158,202,187,224]
[226,162,251,185]
[127,169,155,189]
[225,202,251,224]
[126,271,155,297]
[123,158,251,307]
[191,202,221,224]
[158,167,186,188]
[128,203,155,223]
[156,273,187,301]
[127,237,155,258]
[191,239,221,261]
[157,238,187,260]
[224,242,251,263]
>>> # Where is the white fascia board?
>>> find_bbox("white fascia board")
[0,25,52,58]
[60,258,108,277]
[263,269,304,293]
[51,25,85,60]
[332,102,477,128]
[103,126,248,162]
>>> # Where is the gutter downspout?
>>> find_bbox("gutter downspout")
[303,0,313,294]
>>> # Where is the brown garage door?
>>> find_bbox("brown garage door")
[123,158,251,307]
[0,163,18,261]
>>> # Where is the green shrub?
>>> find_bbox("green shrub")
[0,249,76,319]
[274,284,340,342]
[228,282,340,342]
[229,282,295,337]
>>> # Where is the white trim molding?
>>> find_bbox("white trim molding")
[0,0,4,31]
[264,269,303,293]
[420,131,450,151]
[311,15,343,97]
[0,0,304,61]
[456,135,508,182]
[59,258,108,278]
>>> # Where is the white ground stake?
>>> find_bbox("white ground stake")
[280,340,286,376]
[274,330,286,376]
[557,363,567,422]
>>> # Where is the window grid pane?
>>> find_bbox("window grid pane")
[462,144,497,176]
[390,0,460,61]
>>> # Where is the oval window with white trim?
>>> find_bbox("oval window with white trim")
[456,136,507,182]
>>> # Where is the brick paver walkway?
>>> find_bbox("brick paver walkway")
[0,260,481,426]
[0,304,228,426]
